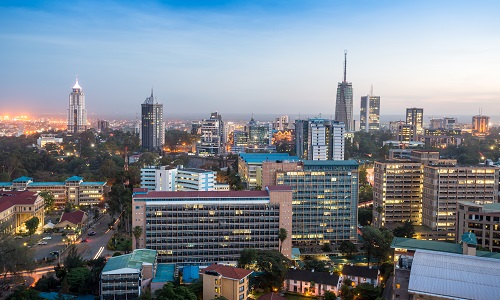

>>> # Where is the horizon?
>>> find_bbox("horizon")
[1,1,500,116]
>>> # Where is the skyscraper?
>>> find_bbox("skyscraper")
[67,78,87,133]
[197,112,224,156]
[335,51,353,131]
[295,118,345,161]
[141,89,164,152]
[360,88,380,132]
[406,108,424,139]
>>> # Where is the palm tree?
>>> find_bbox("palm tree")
[133,226,143,250]
[278,228,288,254]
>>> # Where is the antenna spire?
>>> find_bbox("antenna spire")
[151,87,154,98]
[343,50,347,82]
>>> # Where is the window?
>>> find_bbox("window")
[239,286,244,292]
[239,294,244,300]
[239,278,245,284]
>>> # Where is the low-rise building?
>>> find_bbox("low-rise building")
[100,249,158,300]
[284,269,340,297]
[201,264,253,300]
[0,191,44,234]
[55,210,88,231]
[340,265,379,287]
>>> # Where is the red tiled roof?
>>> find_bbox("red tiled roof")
[258,293,287,300]
[59,210,86,225]
[0,191,38,212]
[134,190,269,199]
[203,264,253,280]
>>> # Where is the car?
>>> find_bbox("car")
[81,238,88,243]
[42,236,52,240]
[14,236,23,239]
[50,251,59,256]
[37,241,48,245]
[88,231,96,236]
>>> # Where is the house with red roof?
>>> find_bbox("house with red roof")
[55,210,88,231]
[201,264,253,300]
[0,191,44,234]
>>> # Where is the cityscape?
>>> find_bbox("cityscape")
[1,1,500,300]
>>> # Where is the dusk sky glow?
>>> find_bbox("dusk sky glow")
[1,0,500,119]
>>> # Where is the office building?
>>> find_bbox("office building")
[295,118,345,161]
[100,249,158,300]
[141,90,164,152]
[97,120,110,132]
[0,191,44,234]
[140,166,177,191]
[197,112,224,156]
[132,186,293,265]
[275,160,359,247]
[335,51,354,131]
[140,166,216,192]
[201,264,253,300]
[360,91,380,132]
[67,78,88,133]
[422,164,499,240]
[406,108,424,138]
[36,134,63,149]
[273,115,290,131]
[247,117,272,148]
[472,115,490,136]
[456,201,500,253]
[177,168,216,191]
[0,176,106,207]
[373,160,423,228]
[237,153,300,189]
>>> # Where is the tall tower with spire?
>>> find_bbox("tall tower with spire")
[141,89,165,152]
[67,77,88,133]
[334,51,354,131]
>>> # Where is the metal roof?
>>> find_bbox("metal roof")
[408,250,500,300]
[102,249,157,274]
[13,176,33,182]
[303,160,358,167]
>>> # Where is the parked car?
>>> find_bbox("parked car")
[50,251,59,256]
[81,238,88,243]
[42,236,52,240]
[37,241,48,245]
[88,231,96,236]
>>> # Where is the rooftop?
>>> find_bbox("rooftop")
[134,190,270,199]
[239,153,300,164]
[341,265,378,279]
[408,250,500,300]
[203,264,253,280]
[102,249,157,274]
[303,160,358,167]
[13,176,33,182]
[152,263,175,283]
[65,176,83,182]
[59,210,87,225]
[286,269,339,286]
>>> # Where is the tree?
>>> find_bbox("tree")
[133,226,143,249]
[255,250,290,290]
[6,287,42,300]
[362,226,393,266]
[66,267,91,294]
[324,291,337,300]
[0,234,35,280]
[303,256,328,272]
[39,191,55,212]
[278,228,288,254]
[63,245,85,271]
[154,283,197,300]
[322,242,332,252]
[340,279,354,300]
[237,248,257,269]
[25,216,40,240]
[138,152,159,167]
[354,283,382,300]
[392,220,415,238]
[358,208,373,226]
[187,278,203,300]
[339,241,358,258]
[35,274,59,292]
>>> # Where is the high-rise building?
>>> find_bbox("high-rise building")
[273,115,290,131]
[456,201,500,253]
[472,115,490,135]
[197,112,224,156]
[335,51,354,131]
[275,160,359,247]
[406,108,424,138]
[132,187,293,265]
[295,118,345,161]
[360,90,380,132]
[141,90,164,152]
[67,78,87,133]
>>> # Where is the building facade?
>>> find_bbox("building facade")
[406,108,424,138]
[201,264,253,300]
[0,191,44,234]
[335,51,354,132]
[132,187,293,265]
[140,166,177,191]
[360,94,380,132]
[457,201,500,253]
[141,90,164,152]
[197,112,224,156]
[67,78,87,133]
[472,115,490,136]
[422,164,499,240]
[295,118,345,161]
[275,160,359,247]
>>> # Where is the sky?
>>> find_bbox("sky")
[1,0,500,120]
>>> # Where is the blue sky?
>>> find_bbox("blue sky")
[1,0,499,119]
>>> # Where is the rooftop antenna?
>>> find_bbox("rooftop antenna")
[151,87,154,98]
[343,50,347,82]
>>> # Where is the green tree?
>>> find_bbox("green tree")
[324,291,337,300]
[237,248,257,269]
[187,278,203,300]
[339,241,358,258]
[63,245,85,271]
[66,267,91,294]
[340,278,354,300]
[354,283,382,300]
[25,216,40,240]
[392,220,415,238]
[6,287,42,300]
[34,274,59,292]
[138,152,159,167]
[39,191,55,212]
[133,226,143,249]
[303,256,328,272]
[358,208,373,226]
[154,283,197,300]
[0,234,35,280]
[361,226,380,267]
[255,250,290,290]
[278,228,288,254]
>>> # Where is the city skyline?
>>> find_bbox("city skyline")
[1,1,500,117]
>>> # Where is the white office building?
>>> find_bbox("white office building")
[140,166,215,192]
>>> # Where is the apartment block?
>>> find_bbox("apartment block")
[202,264,253,300]
[457,201,500,252]
[422,164,499,240]
[275,160,359,247]
[132,186,293,265]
